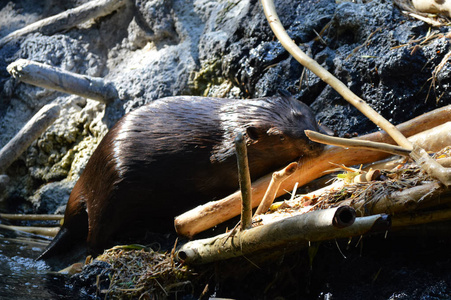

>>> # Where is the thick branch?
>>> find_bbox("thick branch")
[0,102,60,174]
[0,0,127,48]
[410,144,451,186]
[339,182,449,216]
[177,206,369,265]
[7,59,118,103]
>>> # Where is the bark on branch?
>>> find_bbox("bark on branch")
[177,207,390,265]
[7,59,118,103]
[235,133,253,230]
[0,0,127,49]
[0,102,60,174]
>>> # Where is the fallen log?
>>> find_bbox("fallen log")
[177,207,391,265]
[7,59,118,104]
[174,106,451,237]
[0,102,60,174]
[0,0,127,49]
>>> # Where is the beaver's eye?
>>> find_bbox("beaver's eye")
[280,135,285,141]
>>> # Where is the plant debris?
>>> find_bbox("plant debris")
[260,146,451,225]
[93,245,194,299]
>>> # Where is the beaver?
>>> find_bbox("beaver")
[38,94,324,261]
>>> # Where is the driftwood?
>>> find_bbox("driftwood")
[174,106,451,237]
[0,0,127,49]
[254,162,298,216]
[0,102,60,174]
[7,59,118,104]
[177,206,391,265]
[235,133,252,230]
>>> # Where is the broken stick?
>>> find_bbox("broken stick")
[235,133,252,230]
[0,102,60,174]
[254,162,298,216]
[0,0,127,48]
[7,59,118,104]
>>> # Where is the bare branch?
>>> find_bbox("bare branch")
[7,59,118,103]
[0,0,127,48]
[260,0,412,149]
[0,102,60,174]
[235,133,252,230]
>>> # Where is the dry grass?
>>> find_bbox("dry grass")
[94,245,194,299]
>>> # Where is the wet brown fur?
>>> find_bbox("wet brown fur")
[39,95,324,260]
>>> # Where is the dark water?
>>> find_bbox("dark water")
[0,227,91,300]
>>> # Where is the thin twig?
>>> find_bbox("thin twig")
[0,102,60,174]
[254,162,298,216]
[305,130,411,156]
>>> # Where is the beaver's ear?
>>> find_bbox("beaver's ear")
[246,126,261,142]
